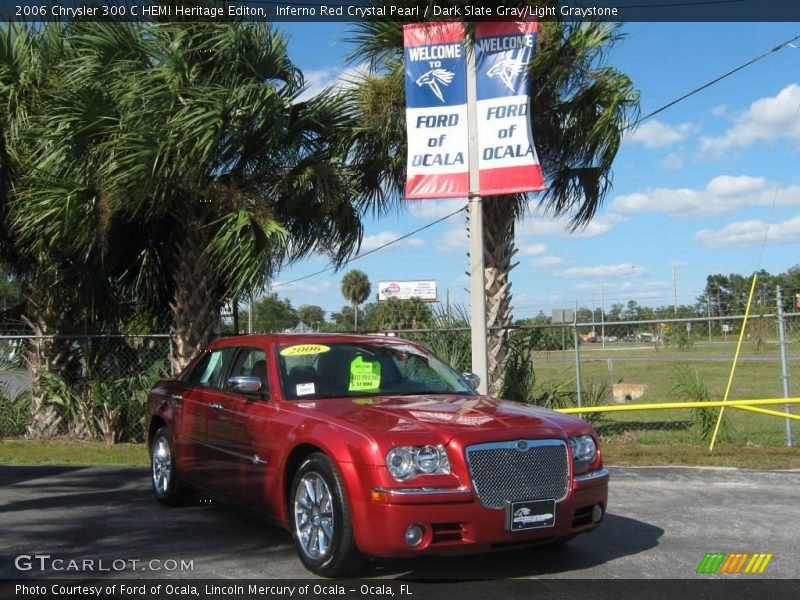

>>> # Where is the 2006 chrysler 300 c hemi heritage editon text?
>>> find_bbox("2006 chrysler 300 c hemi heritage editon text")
[146,334,608,576]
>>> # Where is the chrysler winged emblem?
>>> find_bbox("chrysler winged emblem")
[415,68,455,103]
[486,57,530,93]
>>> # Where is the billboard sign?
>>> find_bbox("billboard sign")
[378,280,438,302]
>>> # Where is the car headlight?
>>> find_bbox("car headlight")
[569,435,597,464]
[386,445,450,481]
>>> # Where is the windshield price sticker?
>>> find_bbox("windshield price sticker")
[280,344,330,356]
[349,356,381,392]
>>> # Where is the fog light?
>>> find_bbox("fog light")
[591,504,603,523]
[404,524,424,547]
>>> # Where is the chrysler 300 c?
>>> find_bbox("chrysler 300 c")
[146,334,608,576]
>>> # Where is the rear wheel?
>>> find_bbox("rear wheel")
[150,426,192,506]
[290,453,365,577]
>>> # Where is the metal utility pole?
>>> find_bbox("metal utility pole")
[466,41,488,394]
[248,290,254,334]
[672,266,678,315]
[776,287,794,447]
[600,280,606,349]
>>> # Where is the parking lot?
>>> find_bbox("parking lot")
[0,465,797,579]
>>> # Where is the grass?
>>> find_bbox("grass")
[0,439,148,466]
[1,438,797,470]
[533,347,795,447]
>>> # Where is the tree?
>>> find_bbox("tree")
[347,8,639,390]
[240,293,298,332]
[3,21,363,374]
[369,297,433,331]
[297,304,325,328]
[341,270,372,331]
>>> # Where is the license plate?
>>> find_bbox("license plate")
[505,499,556,531]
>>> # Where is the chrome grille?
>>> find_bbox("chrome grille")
[465,440,570,510]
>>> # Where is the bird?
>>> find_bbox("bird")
[415,68,455,103]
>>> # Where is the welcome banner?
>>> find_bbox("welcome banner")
[474,21,545,195]
[403,22,469,198]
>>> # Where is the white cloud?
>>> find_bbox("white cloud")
[517,213,624,239]
[434,224,468,253]
[569,280,671,300]
[532,255,565,268]
[555,263,647,279]
[695,214,800,248]
[271,280,334,295]
[297,62,367,101]
[659,152,684,170]
[610,175,800,219]
[517,243,548,256]
[700,84,800,153]
[408,199,468,219]
[627,120,697,148]
[711,104,728,117]
[356,231,425,254]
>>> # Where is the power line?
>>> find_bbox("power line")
[628,32,800,129]
[271,204,466,290]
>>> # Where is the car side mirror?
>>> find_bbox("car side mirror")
[227,375,262,395]
[463,373,480,390]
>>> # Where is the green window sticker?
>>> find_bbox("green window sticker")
[349,356,381,392]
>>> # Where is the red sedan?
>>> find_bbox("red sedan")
[146,334,608,576]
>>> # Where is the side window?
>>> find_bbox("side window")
[229,347,268,393]
[187,349,229,389]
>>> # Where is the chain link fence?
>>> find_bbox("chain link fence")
[0,335,171,443]
[398,310,797,449]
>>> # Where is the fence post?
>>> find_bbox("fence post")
[168,335,175,377]
[573,301,583,412]
[776,286,793,447]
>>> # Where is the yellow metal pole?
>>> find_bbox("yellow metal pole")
[556,397,800,414]
[709,273,758,451]
[729,404,800,421]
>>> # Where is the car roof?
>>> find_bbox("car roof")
[206,333,409,349]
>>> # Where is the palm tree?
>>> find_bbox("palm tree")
[4,20,364,373]
[341,270,371,331]
[1,21,366,436]
[347,8,639,390]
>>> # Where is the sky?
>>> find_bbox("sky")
[268,21,800,321]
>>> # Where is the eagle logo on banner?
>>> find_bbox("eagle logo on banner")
[486,52,530,93]
[415,68,455,103]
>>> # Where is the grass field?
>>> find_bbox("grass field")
[1,438,798,470]
[534,341,797,447]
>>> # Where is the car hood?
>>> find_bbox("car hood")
[286,394,589,443]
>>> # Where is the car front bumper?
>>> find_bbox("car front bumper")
[349,466,609,559]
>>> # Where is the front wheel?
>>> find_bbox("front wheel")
[150,426,192,506]
[290,453,365,577]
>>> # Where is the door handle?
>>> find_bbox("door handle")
[209,403,223,411]
[171,394,183,401]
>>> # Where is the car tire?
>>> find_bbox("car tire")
[150,426,192,506]
[290,453,366,577]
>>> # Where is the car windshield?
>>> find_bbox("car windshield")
[277,341,476,400]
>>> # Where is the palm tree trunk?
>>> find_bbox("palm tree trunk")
[170,217,218,372]
[353,301,358,332]
[480,196,518,394]
[22,304,82,439]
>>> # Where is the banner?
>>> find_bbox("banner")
[474,21,545,195]
[403,22,469,199]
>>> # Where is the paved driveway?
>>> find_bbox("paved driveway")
[0,465,797,579]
